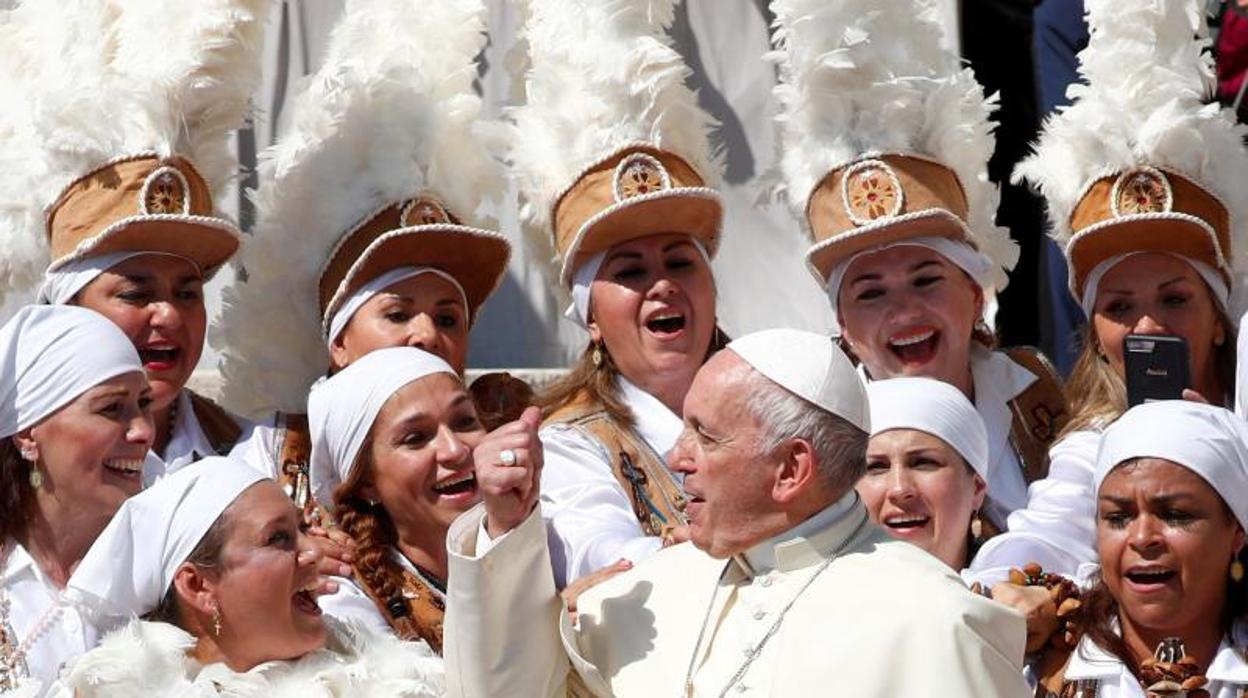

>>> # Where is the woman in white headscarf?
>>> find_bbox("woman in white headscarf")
[307,347,542,653]
[51,456,444,696]
[1033,402,1248,696]
[0,305,153,696]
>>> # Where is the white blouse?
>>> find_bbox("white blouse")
[967,427,1103,587]
[0,544,100,697]
[1052,622,1248,697]
[143,390,266,484]
[539,376,683,589]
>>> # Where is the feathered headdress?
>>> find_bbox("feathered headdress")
[509,0,724,288]
[214,0,508,417]
[768,0,1017,300]
[1013,0,1248,305]
[0,0,268,307]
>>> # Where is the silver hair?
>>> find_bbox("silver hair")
[738,367,868,495]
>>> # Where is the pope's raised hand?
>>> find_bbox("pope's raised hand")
[475,405,544,538]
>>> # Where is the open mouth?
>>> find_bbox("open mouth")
[882,514,930,531]
[138,344,181,371]
[887,328,939,366]
[645,311,687,337]
[432,472,477,497]
[293,582,323,615]
[1125,567,1177,587]
[102,458,144,479]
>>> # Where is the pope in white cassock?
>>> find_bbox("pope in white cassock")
[442,328,1030,696]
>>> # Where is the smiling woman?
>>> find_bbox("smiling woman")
[51,457,445,697]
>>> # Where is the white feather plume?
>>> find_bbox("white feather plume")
[508,0,722,261]
[767,0,1017,292]
[0,0,268,308]
[214,0,502,417]
[1013,0,1248,278]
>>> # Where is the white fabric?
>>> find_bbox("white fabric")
[0,543,101,697]
[443,499,1030,697]
[967,428,1104,587]
[727,328,869,432]
[325,266,469,346]
[153,389,258,478]
[1237,308,1248,419]
[307,346,457,509]
[47,616,444,697]
[539,375,683,588]
[1079,252,1230,317]
[1053,620,1248,697]
[824,237,995,331]
[1094,401,1248,530]
[867,376,990,480]
[563,238,713,330]
[36,252,200,306]
[968,346,1038,523]
[63,457,268,620]
[0,305,144,437]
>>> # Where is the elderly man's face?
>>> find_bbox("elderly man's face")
[671,351,782,558]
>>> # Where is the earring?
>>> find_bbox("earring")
[212,605,223,636]
[591,343,603,368]
[1231,559,1244,583]
[969,511,983,541]
[19,446,36,462]
[28,467,43,490]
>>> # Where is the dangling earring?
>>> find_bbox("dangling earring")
[212,605,223,636]
[591,342,603,368]
[970,511,984,541]
[28,467,43,490]
[19,445,36,462]
[1231,559,1244,583]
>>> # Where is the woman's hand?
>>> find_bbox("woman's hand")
[475,406,544,539]
[304,525,356,595]
[562,559,633,624]
[991,582,1059,654]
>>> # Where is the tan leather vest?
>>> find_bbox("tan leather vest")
[352,562,446,655]
[1004,347,1070,485]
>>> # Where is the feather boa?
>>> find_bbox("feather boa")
[48,617,445,698]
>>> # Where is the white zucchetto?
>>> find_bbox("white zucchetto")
[727,328,869,432]
[0,304,144,437]
[1095,401,1248,530]
[308,346,458,509]
[64,456,269,620]
[867,377,990,481]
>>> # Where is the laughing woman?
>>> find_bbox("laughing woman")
[1034,402,1248,696]
[509,0,726,588]
[306,347,540,651]
[768,0,1066,535]
[53,456,444,696]
[0,306,153,695]
[969,0,1248,585]
[0,0,269,477]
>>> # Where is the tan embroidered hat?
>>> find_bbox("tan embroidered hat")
[1013,0,1248,308]
[44,154,240,274]
[509,0,723,291]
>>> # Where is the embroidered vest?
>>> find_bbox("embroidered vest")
[352,562,446,655]
[1004,347,1069,484]
[547,392,687,537]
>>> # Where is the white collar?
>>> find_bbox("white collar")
[735,491,864,575]
[617,376,684,456]
[0,542,36,585]
[1065,622,1248,685]
[1064,634,1129,681]
[162,390,217,472]
[969,345,1038,407]
[1207,620,1248,685]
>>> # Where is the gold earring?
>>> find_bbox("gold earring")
[28,467,43,489]
[212,605,223,636]
[591,343,603,368]
[970,512,983,541]
[1231,559,1244,583]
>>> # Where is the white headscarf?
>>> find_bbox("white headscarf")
[36,251,203,305]
[866,377,990,481]
[308,346,458,508]
[0,305,144,437]
[325,266,469,347]
[1079,252,1229,317]
[1095,401,1248,530]
[563,237,713,329]
[64,456,269,620]
[824,236,995,332]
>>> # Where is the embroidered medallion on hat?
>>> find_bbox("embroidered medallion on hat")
[769,0,1017,295]
[0,0,265,301]
[1013,0,1248,304]
[216,0,511,417]
[508,0,724,290]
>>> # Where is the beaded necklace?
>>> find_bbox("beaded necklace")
[0,544,65,691]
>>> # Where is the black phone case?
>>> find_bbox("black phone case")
[1124,335,1190,407]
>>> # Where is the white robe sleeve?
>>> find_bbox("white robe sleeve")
[444,504,569,698]
[966,429,1101,586]
[540,424,662,589]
